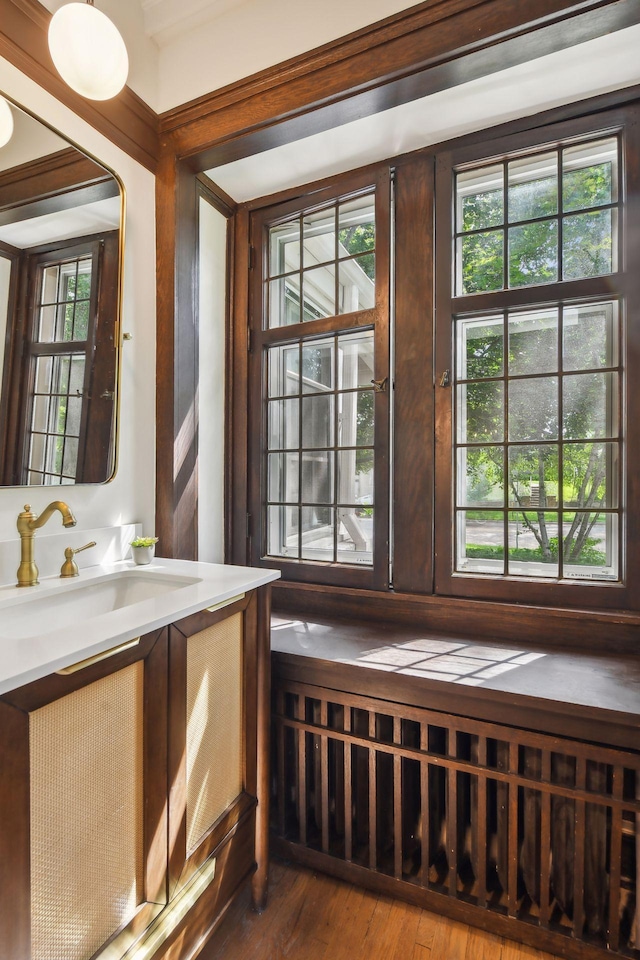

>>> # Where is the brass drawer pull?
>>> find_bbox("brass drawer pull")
[205,593,245,613]
[56,637,140,675]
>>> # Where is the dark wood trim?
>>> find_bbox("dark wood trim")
[0,178,119,227]
[0,698,30,960]
[251,585,272,911]
[158,0,640,169]
[1,231,120,485]
[392,156,435,594]
[0,0,159,171]
[155,152,199,560]
[151,816,255,960]
[0,242,20,482]
[167,595,254,897]
[271,579,640,652]
[224,207,238,564]
[0,147,111,209]
[244,166,390,588]
[196,173,237,220]
[143,628,170,907]
[271,657,640,752]
[229,205,250,566]
[195,176,236,564]
[432,104,638,611]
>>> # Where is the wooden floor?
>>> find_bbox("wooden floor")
[201,859,564,960]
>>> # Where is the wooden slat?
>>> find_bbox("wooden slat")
[271,674,637,960]
[607,766,624,952]
[540,751,552,927]
[636,771,640,950]
[447,729,458,897]
[274,676,640,768]
[394,716,403,880]
[344,707,353,862]
[572,757,587,939]
[321,701,330,854]
[420,722,430,888]
[276,689,286,835]
[296,695,307,845]
[369,712,377,871]
[273,715,640,813]
[507,743,519,918]
[476,738,487,909]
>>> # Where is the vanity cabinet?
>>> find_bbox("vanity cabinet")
[0,585,271,960]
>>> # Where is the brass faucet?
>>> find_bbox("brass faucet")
[16,502,77,587]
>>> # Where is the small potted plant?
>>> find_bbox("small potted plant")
[130,536,159,565]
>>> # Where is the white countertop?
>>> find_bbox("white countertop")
[0,558,279,695]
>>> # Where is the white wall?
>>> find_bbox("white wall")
[0,57,157,550]
[155,0,418,112]
[197,197,227,563]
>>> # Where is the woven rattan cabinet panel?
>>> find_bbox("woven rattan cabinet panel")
[29,663,144,960]
[0,628,169,960]
[186,613,244,851]
[0,585,273,960]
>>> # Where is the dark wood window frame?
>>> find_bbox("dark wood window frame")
[434,105,640,611]
[0,231,120,485]
[234,95,640,630]
[247,169,391,590]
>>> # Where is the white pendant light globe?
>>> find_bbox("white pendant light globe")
[0,98,14,148]
[48,2,129,101]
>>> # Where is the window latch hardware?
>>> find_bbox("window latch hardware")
[439,369,451,388]
[371,377,388,393]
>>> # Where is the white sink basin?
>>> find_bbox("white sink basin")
[0,570,202,641]
[0,557,280,695]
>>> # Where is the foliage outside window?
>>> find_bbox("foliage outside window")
[452,136,622,582]
[456,137,618,294]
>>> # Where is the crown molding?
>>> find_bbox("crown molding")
[0,0,159,172]
[158,0,640,170]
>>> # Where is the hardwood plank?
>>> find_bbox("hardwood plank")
[207,863,307,959]
[416,911,439,949]
[465,927,503,960]
[429,914,470,960]
[321,884,377,960]
[501,943,550,960]
[281,869,345,952]
[413,946,432,960]
[387,900,424,960]
[204,859,566,960]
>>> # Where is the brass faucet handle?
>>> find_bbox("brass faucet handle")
[60,541,97,578]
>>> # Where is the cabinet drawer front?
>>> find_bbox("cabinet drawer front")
[30,663,145,960]
[186,612,244,852]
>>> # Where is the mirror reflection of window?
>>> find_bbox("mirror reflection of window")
[0,97,122,486]
[27,252,94,484]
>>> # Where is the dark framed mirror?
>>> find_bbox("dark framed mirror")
[0,95,123,486]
